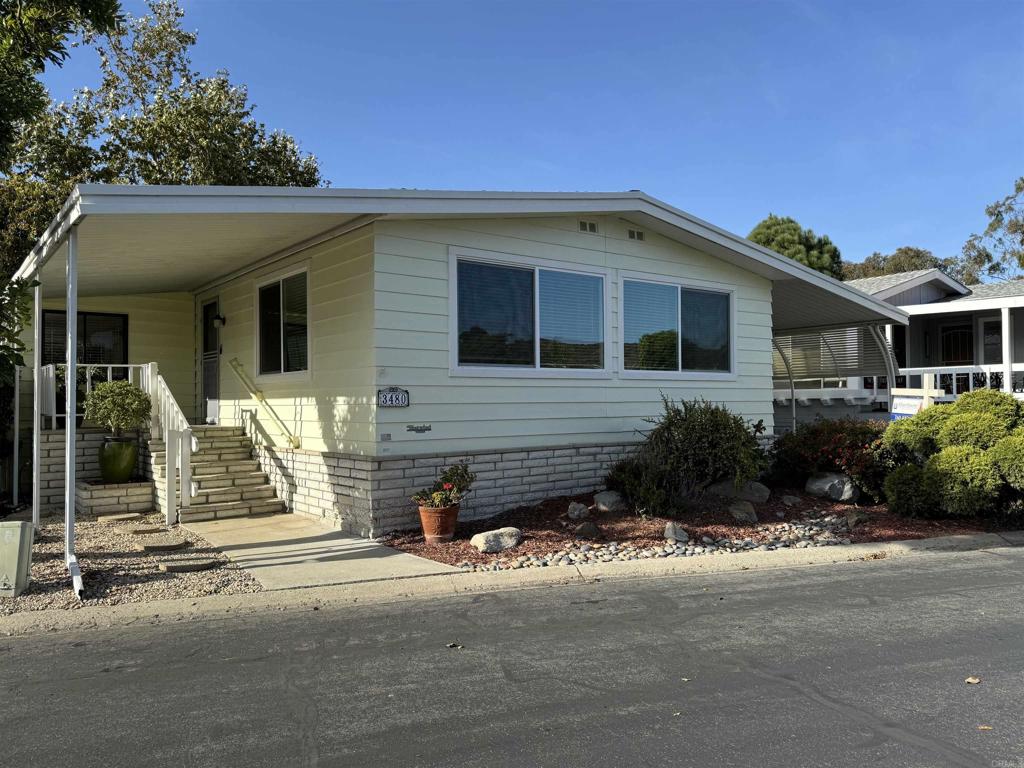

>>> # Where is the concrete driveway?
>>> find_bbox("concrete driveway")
[185,513,455,590]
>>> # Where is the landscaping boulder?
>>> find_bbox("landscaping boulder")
[593,490,628,514]
[470,527,522,553]
[846,509,870,529]
[708,479,771,504]
[805,472,860,503]
[728,500,758,525]
[781,495,802,507]
[664,521,688,543]
[567,501,590,520]
[573,521,601,539]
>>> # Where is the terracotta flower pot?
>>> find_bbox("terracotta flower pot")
[418,504,460,544]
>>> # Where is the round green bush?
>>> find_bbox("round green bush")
[937,412,1010,450]
[882,404,952,458]
[951,388,1021,427]
[883,464,939,518]
[988,434,1024,492]
[83,380,151,435]
[923,445,1003,517]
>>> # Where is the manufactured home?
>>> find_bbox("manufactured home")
[12,185,906,552]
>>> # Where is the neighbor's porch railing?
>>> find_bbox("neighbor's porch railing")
[870,363,1024,401]
[34,362,194,525]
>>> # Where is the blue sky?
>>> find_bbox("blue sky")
[41,0,1024,265]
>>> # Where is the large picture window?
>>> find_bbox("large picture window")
[455,257,605,372]
[258,271,308,375]
[42,310,128,366]
[623,279,733,375]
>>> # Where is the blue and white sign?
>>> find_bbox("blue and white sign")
[890,395,925,421]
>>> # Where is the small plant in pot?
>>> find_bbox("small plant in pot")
[83,380,152,484]
[411,462,476,544]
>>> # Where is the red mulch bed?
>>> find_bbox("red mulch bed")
[383,490,997,566]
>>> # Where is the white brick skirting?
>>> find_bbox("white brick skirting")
[74,480,154,516]
[38,428,150,514]
[254,441,636,537]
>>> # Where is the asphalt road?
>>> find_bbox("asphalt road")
[3,548,1023,768]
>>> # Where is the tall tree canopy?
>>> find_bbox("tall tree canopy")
[747,214,842,279]
[0,0,121,170]
[841,246,978,284]
[0,0,323,280]
[961,176,1024,282]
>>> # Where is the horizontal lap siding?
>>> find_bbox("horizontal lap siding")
[29,293,196,417]
[201,228,376,454]
[373,216,774,456]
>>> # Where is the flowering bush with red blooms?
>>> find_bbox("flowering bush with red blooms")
[771,418,891,498]
[411,462,476,508]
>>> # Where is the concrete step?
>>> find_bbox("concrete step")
[154,459,260,479]
[189,484,276,506]
[192,471,269,490]
[179,498,286,523]
[149,447,253,465]
[188,425,245,438]
[149,435,253,453]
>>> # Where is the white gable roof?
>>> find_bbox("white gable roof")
[15,184,908,333]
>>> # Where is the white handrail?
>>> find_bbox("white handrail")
[227,357,301,449]
[148,363,193,525]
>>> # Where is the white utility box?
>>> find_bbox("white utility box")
[0,521,34,597]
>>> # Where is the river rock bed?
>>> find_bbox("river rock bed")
[455,514,854,572]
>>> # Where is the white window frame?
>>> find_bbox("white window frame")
[976,314,1003,366]
[253,264,312,381]
[448,246,613,379]
[618,271,737,381]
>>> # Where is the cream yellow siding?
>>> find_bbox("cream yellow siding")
[372,216,775,456]
[199,226,376,454]
[24,292,196,416]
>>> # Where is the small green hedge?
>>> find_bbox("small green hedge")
[883,464,939,518]
[951,388,1021,426]
[989,434,1024,492]
[882,404,952,458]
[923,445,1003,517]
[936,412,1010,450]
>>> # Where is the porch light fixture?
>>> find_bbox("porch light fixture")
[213,313,226,328]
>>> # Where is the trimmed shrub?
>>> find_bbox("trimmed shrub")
[882,404,952,459]
[988,434,1024,492]
[951,388,1021,426]
[83,380,151,435]
[606,397,765,515]
[769,418,887,487]
[883,464,940,518]
[923,445,1003,517]
[937,412,1010,450]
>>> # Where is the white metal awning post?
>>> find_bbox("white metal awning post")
[64,226,84,599]
[31,279,42,530]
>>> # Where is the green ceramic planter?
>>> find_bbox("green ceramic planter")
[99,437,138,484]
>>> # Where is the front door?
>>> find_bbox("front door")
[201,299,220,424]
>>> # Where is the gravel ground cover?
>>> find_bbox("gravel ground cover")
[385,491,991,572]
[1,512,261,615]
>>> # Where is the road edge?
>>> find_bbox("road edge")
[2,531,1020,638]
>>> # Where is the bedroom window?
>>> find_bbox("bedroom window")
[622,278,733,376]
[455,257,605,372]
[258,271,308,375]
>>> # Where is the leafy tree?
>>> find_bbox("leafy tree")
[961,176,1024,282]
[0,0,121,169]
[0,0,323,280]
[748,214,842,278]
[841,246,977,284]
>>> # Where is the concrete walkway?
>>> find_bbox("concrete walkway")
[185,513,456,590]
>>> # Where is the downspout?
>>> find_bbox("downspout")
[772,338,797,433]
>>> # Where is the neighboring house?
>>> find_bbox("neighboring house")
[774,268,1024,424]
[13,184,905,543]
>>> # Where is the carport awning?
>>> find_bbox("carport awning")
[17,184,908,334]
[772,327,898,381]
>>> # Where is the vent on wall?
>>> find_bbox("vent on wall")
[578,220,599,234]
[628,228,645,241]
